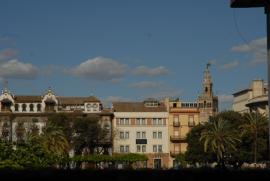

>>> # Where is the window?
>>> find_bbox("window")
[173,103,177,108]
[136,132,141,139]
[141,118,146,125]
[158,118,162,125]
[29,104,34,112]
[137,145,141,152]
[142,131,146,139]
[136,118,140,125]
[158,132,162,139]
[37,104,41,112]
[120,118,125,125]
[136,118,146,125]
[152,118,157,125]
[22,104,27,112]
[15,104,19,111]
[142,145,146,153]
[153,132,157,139]
[125,145,129,153]
[158,145,162,153]
[125,131,129,139]
[153,145,157,152]
[120,146,125,153]
[120,118,129,125]
[120,132,124,139]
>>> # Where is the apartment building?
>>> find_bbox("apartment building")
[112,98,170,169]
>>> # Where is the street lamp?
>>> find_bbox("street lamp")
[230,0,270,163]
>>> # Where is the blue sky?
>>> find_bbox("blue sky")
[0,0,267,109]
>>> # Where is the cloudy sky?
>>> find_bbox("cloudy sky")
[0,0,266,109]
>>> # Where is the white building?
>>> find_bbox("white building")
[112,98,170,169]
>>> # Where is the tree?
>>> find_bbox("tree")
[72,117,108,155]
[41,123,69,157]
[200,118,241,168]
[185,124,215,166]
[240,112,268,164]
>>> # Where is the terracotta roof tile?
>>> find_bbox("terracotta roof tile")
[112,102,166,112]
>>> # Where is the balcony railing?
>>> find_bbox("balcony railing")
[170,136,186,142]
[170,151,181,157]
[173,121,180,127]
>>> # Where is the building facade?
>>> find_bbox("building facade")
[232,79,268,116]
[0,87,113,154]
[163,98,200,167]
[112,98,170,169]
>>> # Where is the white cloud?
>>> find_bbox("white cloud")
[0,59,38,79]
[71,57,128,81]
[219,61,239,70]
[132,65,169,76]
[0,48,18,60]
[218,94,234,103]
[129,81,163,89]
[231,37,266,66]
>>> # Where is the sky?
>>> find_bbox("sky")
[0,0,267,110]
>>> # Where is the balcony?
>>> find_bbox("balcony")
[173,121,180,127]
[136,139,147,144]
[170,151,181,157]
[170,136,186,142]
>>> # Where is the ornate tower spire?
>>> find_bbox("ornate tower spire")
[202,62,213,97]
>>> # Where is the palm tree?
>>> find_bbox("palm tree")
[200,118,241,168]
[41,123,69,157]
[240,112,268,164]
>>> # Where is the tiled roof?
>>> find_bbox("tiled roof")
[14,96,42,103]
[58,96,100,105]
[112,102,167,112]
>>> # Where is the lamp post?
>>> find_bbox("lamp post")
[230,0,270,163]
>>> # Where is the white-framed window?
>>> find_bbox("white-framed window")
[120,145,125,153]
[120,118,129,125]
[142,131,146,139]
[136,118,146,125]
[120,132,124,139]
[152,118,157,125]
[125,131,129,139]
[120,118,125,125]
[125,145,129,153]
[136,118,140,125]
[141,118,146,125]
[153,132,157,139]
[153,145,157,152]
[158,132,162,139]
[158,118,162,125]
[142,145,146,153]
[125,118,129,125]
[158,145,162,153]
[137,145,141,152]
[136,132,141,139]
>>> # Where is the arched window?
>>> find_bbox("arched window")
[29,104,34,112]
[22,104,27,112]
[37,104,41,112]
[205,87,208,93]
[15,104,19,111]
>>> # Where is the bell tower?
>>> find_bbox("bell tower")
[197,63,218,122]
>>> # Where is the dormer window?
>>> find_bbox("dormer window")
[144,98,159,107]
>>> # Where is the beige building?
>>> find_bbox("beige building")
[112,98,170,169]
[232,79,268,116]
[163,98,200,167]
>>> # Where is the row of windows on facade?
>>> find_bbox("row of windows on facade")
[119,145,163,153]
[119,131,162,139]
[173,116,195,126]
[172,102,212,108]
[119,118,164,125]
